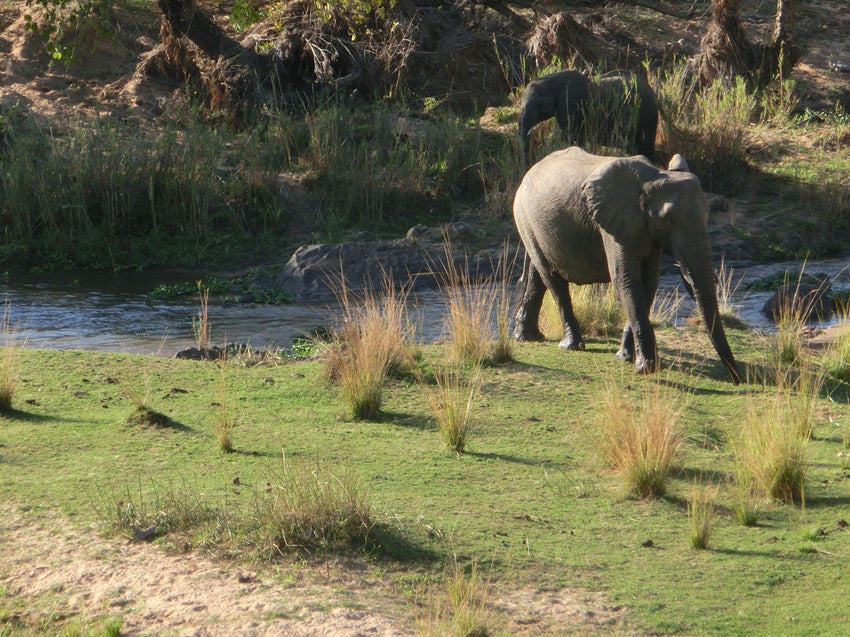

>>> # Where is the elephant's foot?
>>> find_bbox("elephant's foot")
[558,336,585,351]
[633,355,659,374]
[615,347,633,362]
[514,326,545,342]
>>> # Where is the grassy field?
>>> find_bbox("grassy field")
[2,319,849,635]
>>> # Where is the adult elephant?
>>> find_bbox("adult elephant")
[512,147,742,384]
[518,70,658,162]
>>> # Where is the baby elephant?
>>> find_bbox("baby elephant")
[518,70,658,162]
[513,147,742,384]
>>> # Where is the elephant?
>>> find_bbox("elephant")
[512,147,742,384]
[518,69,658,162]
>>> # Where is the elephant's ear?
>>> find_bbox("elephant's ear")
[582,157,660,253]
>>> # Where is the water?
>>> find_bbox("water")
[0,270,455,356]
[1,257,848,356]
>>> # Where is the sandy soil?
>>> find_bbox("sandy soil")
[0,506,628,635]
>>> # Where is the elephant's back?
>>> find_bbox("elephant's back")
[513,148,609,285]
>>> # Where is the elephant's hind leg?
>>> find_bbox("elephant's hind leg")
[541,271,585,351]
[513,260,546,342]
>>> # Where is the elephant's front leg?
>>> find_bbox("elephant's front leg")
[609,251,657,373]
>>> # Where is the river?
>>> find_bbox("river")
[1,257,848,356]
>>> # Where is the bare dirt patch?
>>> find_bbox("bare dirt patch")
[0,507,628,635]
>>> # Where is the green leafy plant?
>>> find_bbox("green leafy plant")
[24,0,113,65]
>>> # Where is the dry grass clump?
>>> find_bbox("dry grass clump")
[439,240,515,367]
[688,481,720,549]
[251,460,374,556]
[539,283,623,341]
[422,363,483,455]
[214,358,237,453]
[0,300,24,412]
[323,273,412,419]
[821,302,850,382]
[728,369,822,506]
[417,557,493,637]
[596,378,684,498]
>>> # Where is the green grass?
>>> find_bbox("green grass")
[2,325,850,634]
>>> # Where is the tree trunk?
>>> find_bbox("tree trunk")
[698,0,799,87]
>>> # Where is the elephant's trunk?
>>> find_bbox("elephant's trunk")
[676,240,743,385]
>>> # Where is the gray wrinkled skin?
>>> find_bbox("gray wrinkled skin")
[513,147,742,384]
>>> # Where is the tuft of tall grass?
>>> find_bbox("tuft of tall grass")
[417,557,492,637]
[716,256,745,319]
[438,239,516,367]
[250,459,374,556]
[687,481,720,549]
[0,300,24,412]
[422,362,483,455]
[323,271,411,419]
[539,283,624,341]
[821,302,850,382]
[595,377,683,498]
[214,358,237,453]
[193,281,211,351]
[727,371,822,505]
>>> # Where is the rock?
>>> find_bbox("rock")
[277,225,518,300]
[761,277,835,323]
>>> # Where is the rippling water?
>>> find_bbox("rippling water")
[1,257,848,356]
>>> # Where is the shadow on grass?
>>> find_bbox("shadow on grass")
[366,523,440,564]
[800,495,850,508]
[466,450,545,466]
[0,407,64,423]
[374,410,432,431]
